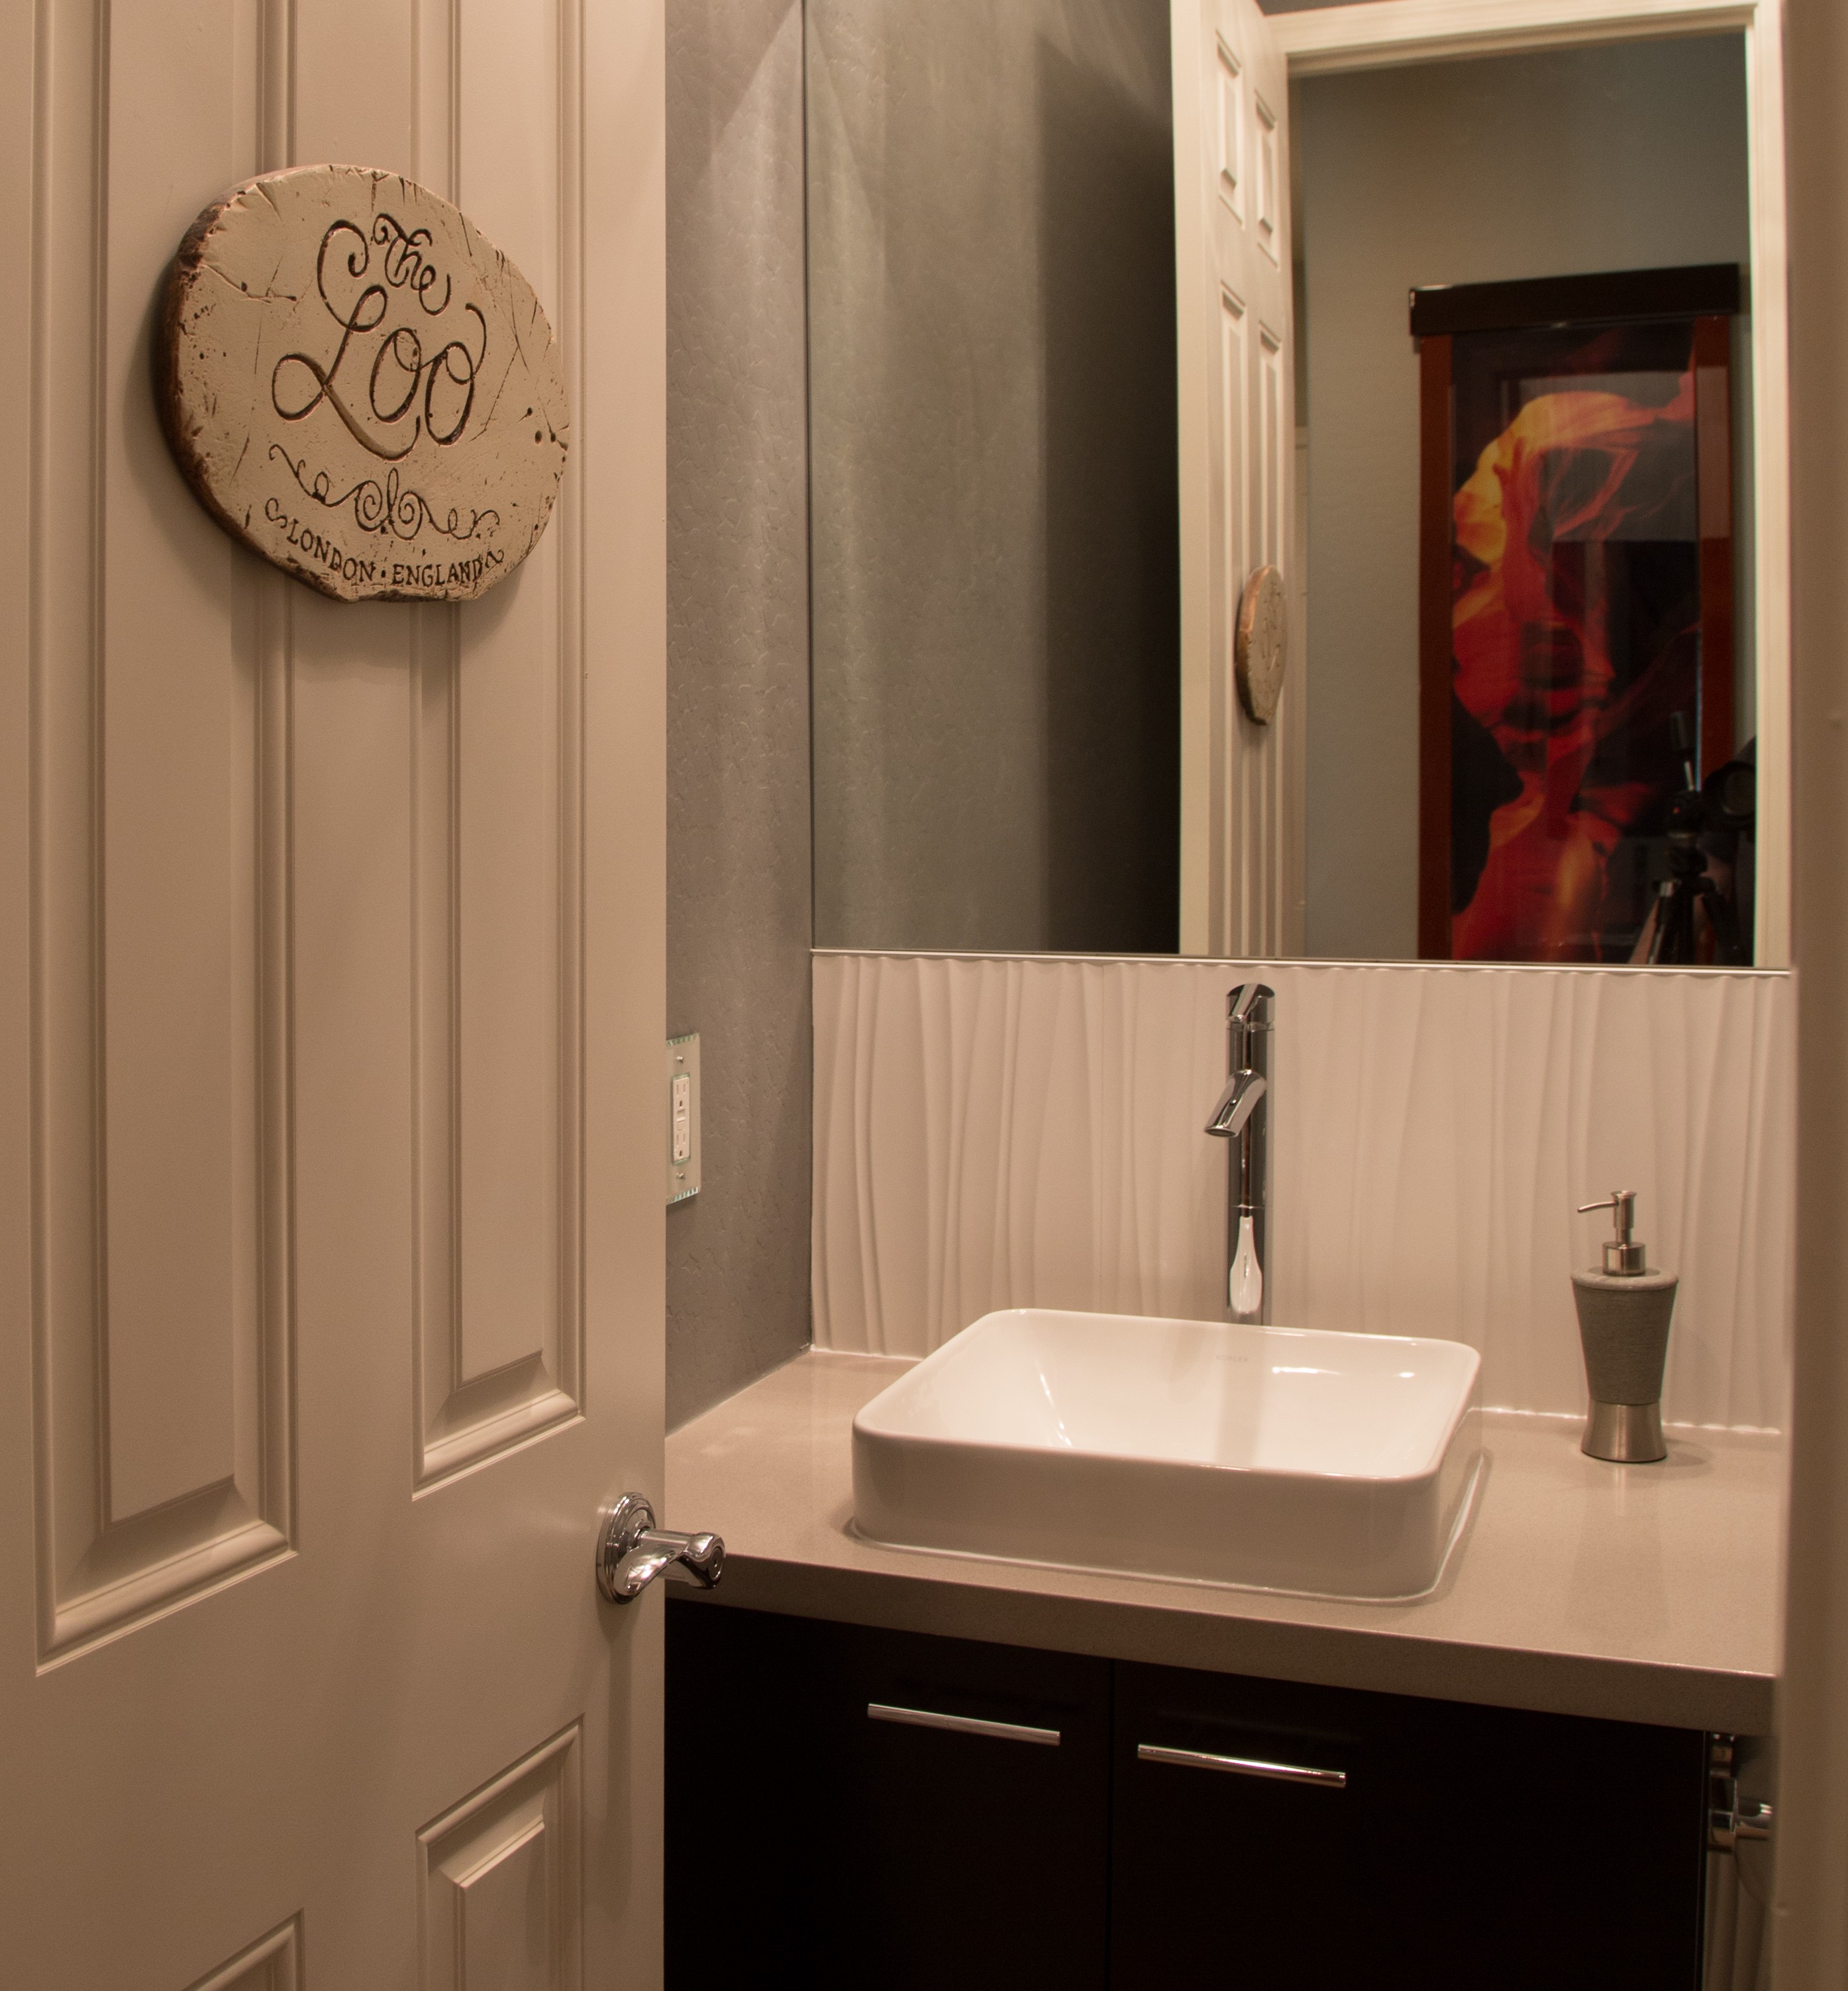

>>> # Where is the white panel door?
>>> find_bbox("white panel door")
[0,1,668,1986]
[1174,0,1303,958]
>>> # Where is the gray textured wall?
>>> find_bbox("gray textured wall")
[1781,0,1848,1955]
[666,0,813,1429]
[807,0,1180,956]
[1298,36,1752,961]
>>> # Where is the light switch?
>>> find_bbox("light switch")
[666,1034,701,1203]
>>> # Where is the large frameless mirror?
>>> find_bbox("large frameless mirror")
[805,1,1783,966]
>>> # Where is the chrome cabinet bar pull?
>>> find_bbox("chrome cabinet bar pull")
[1137,1743,1346,1789]
[868,1702,1061,1747]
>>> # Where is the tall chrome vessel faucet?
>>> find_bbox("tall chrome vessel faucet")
[1204,984,1274,1324]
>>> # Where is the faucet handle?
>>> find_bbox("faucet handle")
[1226,984,1275,1029]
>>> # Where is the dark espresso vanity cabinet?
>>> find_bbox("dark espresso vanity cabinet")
[666,1602,1110,1988]
[1110,1660,1708,1990]
[666,1601,1709,1990]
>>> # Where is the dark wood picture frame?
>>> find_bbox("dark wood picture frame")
[1413,264,1743,962]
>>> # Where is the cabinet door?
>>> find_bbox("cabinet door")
[1112,1660,1709,1991]
[1111,1661,1370,1988]
[830,1621,1112,1990]
[666,1600,836,1986]
[1367,1691,1709,1990]
[667,1601,1111,1990]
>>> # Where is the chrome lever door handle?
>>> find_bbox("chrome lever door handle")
[595,1493,725,1604]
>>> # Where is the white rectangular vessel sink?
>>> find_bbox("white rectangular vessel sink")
[852,1309,1482,1600]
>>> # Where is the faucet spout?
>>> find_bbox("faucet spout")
[1205,1069,1267,1140]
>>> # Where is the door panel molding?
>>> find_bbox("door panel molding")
[418,1721,584,1991]
[30,0,296,1668]
[411,0,586,1494]
[184,1917,304,1991]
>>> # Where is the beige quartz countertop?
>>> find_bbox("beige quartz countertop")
[666,1351,1784,1735]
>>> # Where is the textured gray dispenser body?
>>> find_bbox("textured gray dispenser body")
[1572,1269,1677,1463]
[1574,1271,1678,1401]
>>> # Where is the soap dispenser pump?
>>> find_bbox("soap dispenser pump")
[1572,1190,1676,1464]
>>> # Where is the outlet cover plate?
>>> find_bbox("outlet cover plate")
[666,1034,701,1203]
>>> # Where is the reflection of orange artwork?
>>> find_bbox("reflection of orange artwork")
[1449,374,1698,961]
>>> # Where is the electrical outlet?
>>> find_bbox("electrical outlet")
[666,1034,701,1203]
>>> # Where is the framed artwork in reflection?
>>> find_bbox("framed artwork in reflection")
[1413,264,1749,964]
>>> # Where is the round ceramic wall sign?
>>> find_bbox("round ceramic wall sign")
[1234,563,1288,724]
[158,164,568,603]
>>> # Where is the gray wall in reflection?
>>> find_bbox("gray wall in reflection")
[1298,36,1753,962]
[808,0,1180,954]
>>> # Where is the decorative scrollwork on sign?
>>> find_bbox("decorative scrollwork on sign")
[268,446,500,543]
[157,164,567,603]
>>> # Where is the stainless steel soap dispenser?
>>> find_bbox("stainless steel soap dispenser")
[1572,1190,1676,1464]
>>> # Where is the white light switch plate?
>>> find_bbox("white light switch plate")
[666,1034,701,1203]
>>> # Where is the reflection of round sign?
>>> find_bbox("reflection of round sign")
[157,164,568,603]
[1235,564,1288,724]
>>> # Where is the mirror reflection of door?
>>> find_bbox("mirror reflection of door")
[1174,0,1302,961]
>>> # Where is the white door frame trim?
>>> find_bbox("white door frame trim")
[1273,0,1792,966]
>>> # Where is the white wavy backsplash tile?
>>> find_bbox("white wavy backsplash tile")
[811,953,1794,1429]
